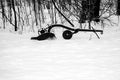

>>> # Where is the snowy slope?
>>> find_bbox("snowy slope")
[0,26,120,80]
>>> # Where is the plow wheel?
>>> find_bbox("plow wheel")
[62,30,73,39]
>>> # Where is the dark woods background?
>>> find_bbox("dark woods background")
[0,0,119,32]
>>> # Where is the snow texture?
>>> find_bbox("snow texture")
[0,25,120,80]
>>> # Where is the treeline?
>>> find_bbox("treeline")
[0,0,119,32]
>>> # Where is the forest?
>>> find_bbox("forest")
[0,1,120,80]
[0,0,119,33]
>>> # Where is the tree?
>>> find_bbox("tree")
[11,0,17,31]
[117,0,120,15]
[0,0,119,32]
[0,0,5,29]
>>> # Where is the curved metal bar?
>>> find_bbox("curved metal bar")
[47,24,103,35]
[48,24,75,33]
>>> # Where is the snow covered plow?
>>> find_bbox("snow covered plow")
[47,24,103,39]
[31,24,103,41]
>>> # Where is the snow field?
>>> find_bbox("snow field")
[0,27,120,80]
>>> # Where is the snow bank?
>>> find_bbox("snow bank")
[0,25,120,80]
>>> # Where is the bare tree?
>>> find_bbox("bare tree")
[0,0,6,29]
[0,0,119,33]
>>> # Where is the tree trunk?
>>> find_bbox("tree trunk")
[32,0,38,26]
[81,0,100,22]
[11,0,17,31]
[93,0,101,18]
[117,0,120,15]
[81,0,87,23]
[0,0,5,29]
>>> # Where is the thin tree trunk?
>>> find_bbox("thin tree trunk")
[0,0,5,29]
[33,0,38,26]
[40,5,45,23]
[11,0,17,31]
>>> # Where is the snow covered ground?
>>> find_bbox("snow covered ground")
[0,25,120,80]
